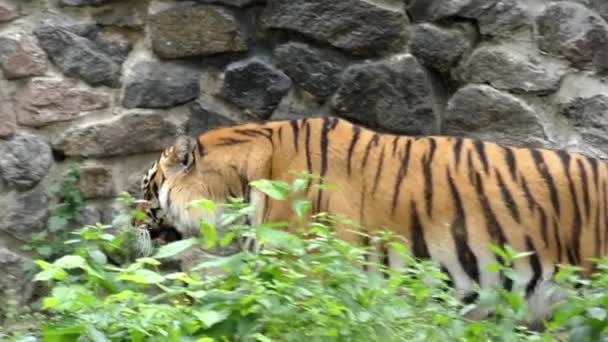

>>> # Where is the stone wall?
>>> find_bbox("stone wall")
[1,0,608,296]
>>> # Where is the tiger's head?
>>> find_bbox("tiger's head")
[133,134,206,255]
[132,128,269,256]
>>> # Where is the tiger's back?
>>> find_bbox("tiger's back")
[139,116,608,322]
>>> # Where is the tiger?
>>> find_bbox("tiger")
[133,116,608,324]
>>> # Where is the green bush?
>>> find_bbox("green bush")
[4,176,608,341]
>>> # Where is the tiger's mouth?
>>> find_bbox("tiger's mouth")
[136,223,183,257]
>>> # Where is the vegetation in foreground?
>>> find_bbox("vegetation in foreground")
[1,170,608,341]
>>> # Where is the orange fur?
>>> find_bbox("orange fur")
[136,117,608,322]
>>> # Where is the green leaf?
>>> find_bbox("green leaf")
[119,269,165,284]
[292,178,308,193]
[87,326,109,342]
[587,307,607,321]
[192,198,217,213]
[292,199,311,222]
[89,250,108,265]
[36,245,53,257]
[257,227,303,250]
[250,179,291,200]
[201,222,218,249]
[42,324,86,342]
[220,232,236,248]
[135,257,162,266]
[193,309,229,328]
[43,297,60,310]
[48,216,68,232]
[54,255,87,269]
[153,238,198,259]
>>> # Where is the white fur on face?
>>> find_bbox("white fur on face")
[158,183,225,239]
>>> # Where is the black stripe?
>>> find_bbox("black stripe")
[604,181,608,254]
[347,125,361,177]
[502,146,517,182]
[371,145,385,196]
[359,182,367,223]
[304,121,312,175]
[554,220,563,262]
[447,168,480,284]
[494,168,520,224]
[520,175,535,212]
[530,149,561,217]
[589,157,599,191]
[329,117,339,130]
[557,150,582,264]
[410,200,430,259]
[217,138,250,146]
[316,118,331,212]
[595,200,601,259]
[391,139,412,216]
[473,171,508,246]
[473,140,489,174]
[440,264,454,288]
[577,159,591,220]
[391,136,399,157]
[539,206,549,248]
[462,293,479,305]
[525,236,543,298]
[453,138,464,169]
[290,120,300,152]
[278,126,283,143]
[361,133,380,170]
[422,138,436,217]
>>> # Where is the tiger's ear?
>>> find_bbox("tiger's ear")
[166,135,198,171]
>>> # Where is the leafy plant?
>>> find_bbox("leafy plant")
[24,163,86,259]
[10,176,608,341]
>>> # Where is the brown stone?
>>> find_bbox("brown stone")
[15,78,111,127]
[78,165,116,199]
[0,0,18,22]
[0,99,15,138]
[148,1,248,58]
[0,32,48,79]
[52,112,179,157]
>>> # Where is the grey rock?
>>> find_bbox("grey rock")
[0,134,53,191]
[148,1,248,59]
[0,32,47,79]
[15,78,111,127]
[331,54,444,135]
[409,0,527,35]
[60,0,115,6]
[33,24,127,87]
[261,0,409,56]
[0,186,49,241]
[193,0,258,7]
[186,101,239,137]
[460,45,568,94]
[219,58,292,119]
[83,205,102,226]
[561,95,608,148]
[274,42,349,98]
[53,112,179,158]
[0,248,35,307]
[589,0,608,22]
[0,99,15,138]
[444,84,546,146]
[0,0,18,22]
[92,3,145,29]
[555,74,608,150]
[122,61,201,109]
[78,165,116,199]
[536,2,608,68]
[91,30,133,65]
[410,22,477,73]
